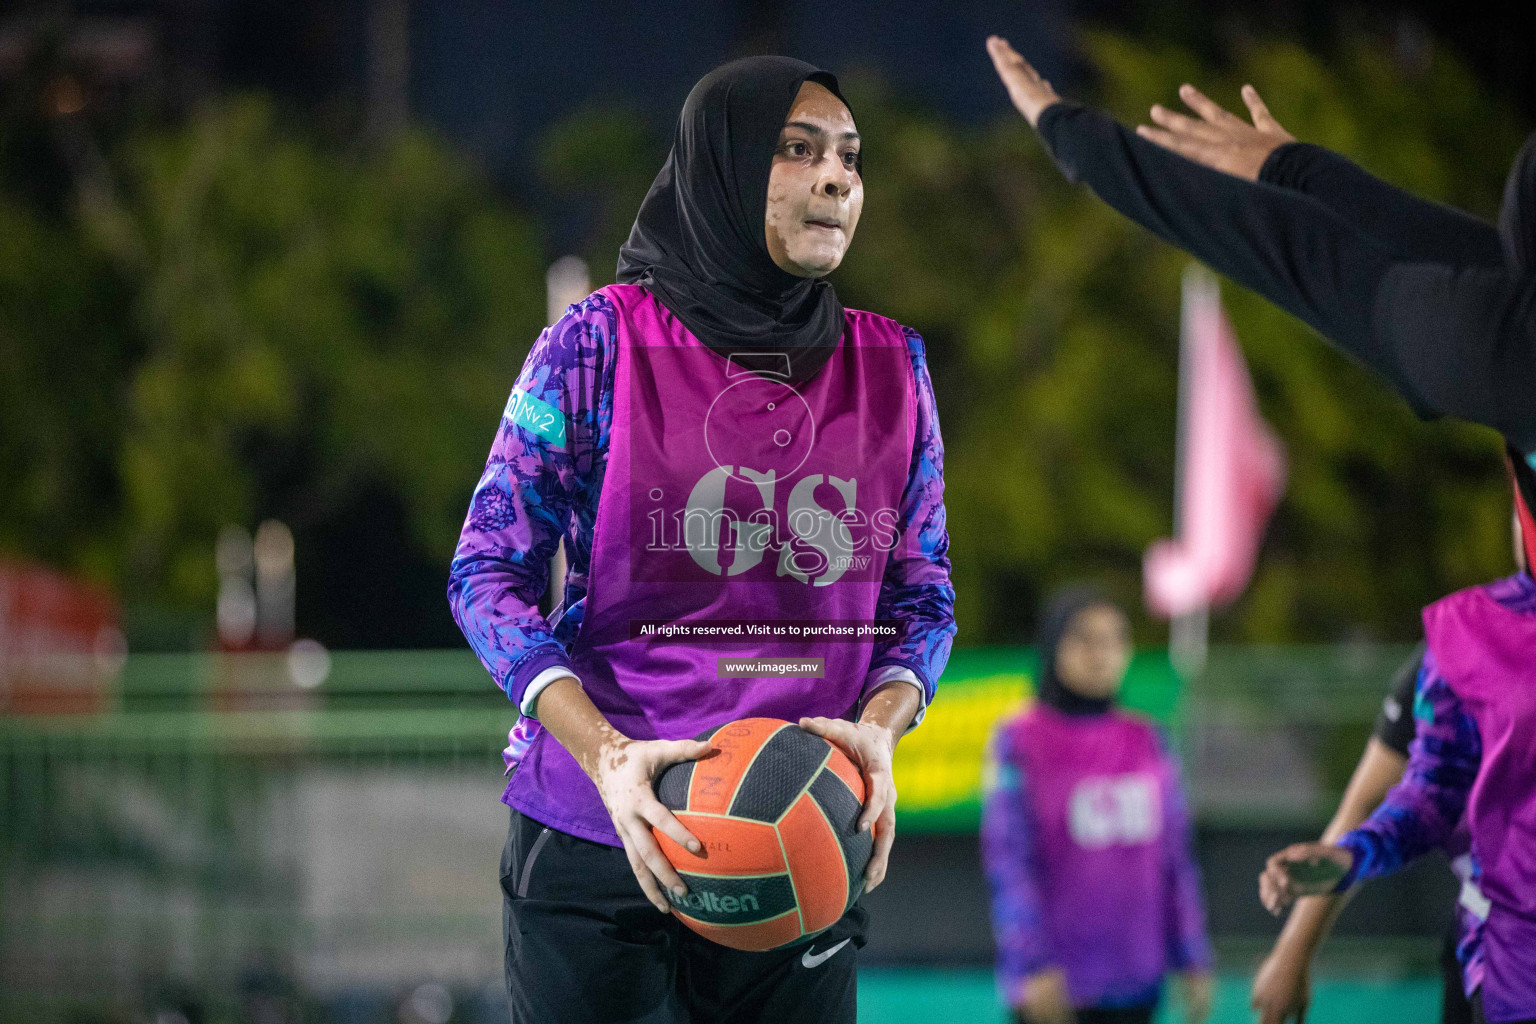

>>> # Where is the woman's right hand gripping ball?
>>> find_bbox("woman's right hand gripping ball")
[592,734,714,913]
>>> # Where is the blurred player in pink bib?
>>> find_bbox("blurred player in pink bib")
[1261,474,1536,1024]
[982,588,1214,1024]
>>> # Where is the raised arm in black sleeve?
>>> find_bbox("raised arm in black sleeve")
[1035,102,1536,452]
[1375,262,1536,451]
[1260,143,1505,267]
[1372,642,1426,758]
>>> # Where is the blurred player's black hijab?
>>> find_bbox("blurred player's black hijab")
[1498,133,1536,573]
[1498,132,1536,278]
[617,56,854,383]
[1035,586,1119,716]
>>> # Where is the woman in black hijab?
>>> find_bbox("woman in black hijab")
[981,586,1215,1024]
[616,56,855,382]
[1034,585,1125,716]
[452,53,955,1024]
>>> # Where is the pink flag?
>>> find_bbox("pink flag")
[1145,268,1286,619]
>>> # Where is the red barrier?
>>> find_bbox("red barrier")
[0,560,122,715]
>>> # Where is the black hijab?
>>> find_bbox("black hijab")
[1035,586,1122,716]
[1498,130,1536,278]
[1497,134,1536,572]
[616,56,854,383]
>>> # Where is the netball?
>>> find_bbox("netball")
[649,718,872,951]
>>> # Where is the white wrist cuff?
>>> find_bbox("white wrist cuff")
[521,666,581,718]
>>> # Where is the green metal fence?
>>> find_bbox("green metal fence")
[0,645,1420,1023]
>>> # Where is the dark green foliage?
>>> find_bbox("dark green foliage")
[834,34,1525,642]
[2,31,1525,644]
[4,97,546,618]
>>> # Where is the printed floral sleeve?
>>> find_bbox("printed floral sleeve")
[1336,649,1481,888]
[447,293,615,713]
[981,723,1054,1000]
[865,327,957,722]
[1158,738,1214,972]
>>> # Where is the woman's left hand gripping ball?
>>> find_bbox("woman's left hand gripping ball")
[798,717,899,892]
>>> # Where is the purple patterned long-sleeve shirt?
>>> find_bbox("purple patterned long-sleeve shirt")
[447,290,955,765]
[1336,573,1536,997]
[1335,649,1482,884]
[1337,570,1536,883]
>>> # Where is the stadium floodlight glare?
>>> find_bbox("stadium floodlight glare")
[286,638,332,689]
[215,523,257,649]
[253,519,296,649]
[546,255,590,326]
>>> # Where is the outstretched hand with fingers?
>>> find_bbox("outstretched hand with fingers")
[798,716,899,891]
[986,35,1062,129]
[1136,83,1296,181]
[591,735,714,913]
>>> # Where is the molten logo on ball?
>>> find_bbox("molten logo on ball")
[666,891,762,915]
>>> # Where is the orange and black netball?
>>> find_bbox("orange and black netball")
[652,717,871,951]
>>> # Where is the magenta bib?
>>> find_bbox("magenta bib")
[505,284,917,844]
[1423,584,1536,1023]
[1009,707,1175,1002]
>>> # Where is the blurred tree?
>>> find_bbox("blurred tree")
[0,195,137,584]
[0,94,547,643]
[0,39,142,592]
[542,29,1524,644]
[90,97,547,626]
[536,104,666,285]
[1,28,1523,648]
